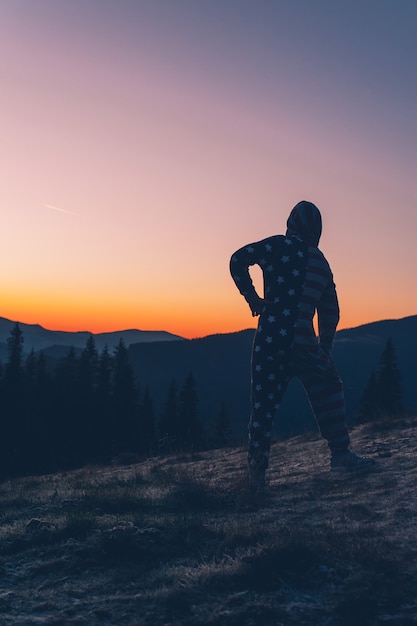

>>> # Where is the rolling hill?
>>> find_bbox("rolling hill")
[128,315,417,441]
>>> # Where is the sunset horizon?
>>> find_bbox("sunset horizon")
[1,306,416,342]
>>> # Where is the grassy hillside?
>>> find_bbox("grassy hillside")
[1,418,417,625]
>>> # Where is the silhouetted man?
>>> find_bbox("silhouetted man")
[230,200,374,488]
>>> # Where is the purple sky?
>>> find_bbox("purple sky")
[1,1,416,337]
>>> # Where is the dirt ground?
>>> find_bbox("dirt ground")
[1,419,417,625]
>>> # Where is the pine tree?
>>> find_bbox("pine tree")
[33,351,54,470]
[141,386,156,455]
[177,372,205,452]
[78,336,98,398]
[98,346,112,397]
[53,347,80,467]
[25,349,37,388]
[112,339,138,454]
[2,323,25,474]
[211,403,232,448]
[377,337,404,418]
[24,350,53,472]
[5,322,24,388]
[96,345,113,460]
[357,337,405,424]
[76,336,99,461]
[357,371,379,423]
[158,379,179,452]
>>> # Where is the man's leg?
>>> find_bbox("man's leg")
[249,332,290,480]
[292,348,375,471]
[292,348,350,454]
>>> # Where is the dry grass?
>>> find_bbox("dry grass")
[1,420,417,625]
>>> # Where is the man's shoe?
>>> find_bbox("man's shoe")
[247,470,266,492]
[330,450,376,473]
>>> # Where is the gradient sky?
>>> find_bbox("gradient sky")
[1,1,416,339]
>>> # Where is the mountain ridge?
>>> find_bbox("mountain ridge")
[127,314,417,440]
[0,316,185,358]
[1,314,415,440]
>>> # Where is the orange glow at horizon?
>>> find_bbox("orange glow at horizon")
[2,287,416,341]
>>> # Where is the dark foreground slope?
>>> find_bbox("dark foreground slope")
[1,418,417,625]
[129,315,417,439]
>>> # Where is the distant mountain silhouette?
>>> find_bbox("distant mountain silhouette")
[1,314,415,442]
[128,315,417,442]
[0,317,184,361]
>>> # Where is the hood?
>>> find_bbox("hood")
[286,200,322,246]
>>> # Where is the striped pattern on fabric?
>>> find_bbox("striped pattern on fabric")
[294,246,340,353]
[292,348,350,454]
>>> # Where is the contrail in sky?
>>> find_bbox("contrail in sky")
[44,203,79,216]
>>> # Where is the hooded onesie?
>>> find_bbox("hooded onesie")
[230,201,350,472]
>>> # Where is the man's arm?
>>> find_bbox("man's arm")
[230,243,264,316]
[317,279,340,354]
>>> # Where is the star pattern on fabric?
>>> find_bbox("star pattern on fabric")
[244,234,311,472]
